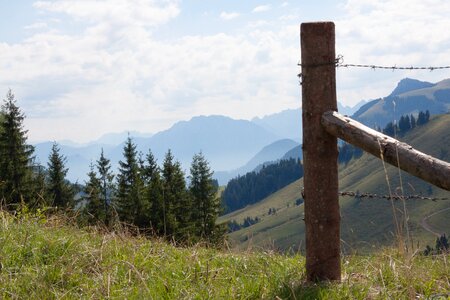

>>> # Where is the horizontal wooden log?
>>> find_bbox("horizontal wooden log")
[322,111,450,191]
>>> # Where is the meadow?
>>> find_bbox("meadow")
[0,210,448,299]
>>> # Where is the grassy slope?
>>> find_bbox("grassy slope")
[0,211,449,299]
[224,114,450,253]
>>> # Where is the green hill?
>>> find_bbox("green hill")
[222,114,450,253]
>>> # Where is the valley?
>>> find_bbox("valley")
[221,114,450,253]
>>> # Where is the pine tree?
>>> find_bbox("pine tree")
[417,111,427,125]
[189,152,224,243]
[142,149,164,234]
[425,110,430,122]
[398,114,412,134]
[410,114,416,128]
[0,90,35,206]
[115,137,144,225]
[172,160,191,240]
[161,149,189,239]
[46,142,73,208]
[404,114,411,131]
[96,149,114,226]
[383,121,397,137]
[83,163,103,223]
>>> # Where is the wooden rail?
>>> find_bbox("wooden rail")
[322,111,450,191]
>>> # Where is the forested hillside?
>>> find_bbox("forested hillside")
[221,158,303,213]
[223,114,450,252]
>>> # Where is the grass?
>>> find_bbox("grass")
[0,210,449,299]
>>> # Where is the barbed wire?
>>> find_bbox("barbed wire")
[297,55,450,77]
[338,191,450,201]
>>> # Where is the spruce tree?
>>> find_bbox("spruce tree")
[410,114,416,128]
[142,149,164,234]
[46,142,73,208]
[83,163,103,223]
[425,110,430,122]
[115,137,144,225]
[0,90,35,206]
[161,149,190,239]
[404,114,411,132]
[189,152,223,243]
[96,149,114,225]
[417,111,427,125]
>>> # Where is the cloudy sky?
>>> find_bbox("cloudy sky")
[1,0,450,143]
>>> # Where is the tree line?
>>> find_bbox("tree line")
[221,158,304,213]
[0,90,225,245]
[382,110,430,137]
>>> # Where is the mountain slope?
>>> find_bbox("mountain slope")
[252,109,301,142]
[281,144,302,161]
[214,139,299,185]
[353,78,450,128]
[222,114,450,252]
[34,116,280,183]
[251,102,364,143]
[112,115,280,173]
[34,142,115,183]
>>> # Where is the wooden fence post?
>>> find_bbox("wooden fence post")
[301,22,340,282]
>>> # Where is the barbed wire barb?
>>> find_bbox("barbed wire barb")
[338,191,450,202]
[297,54,450,71]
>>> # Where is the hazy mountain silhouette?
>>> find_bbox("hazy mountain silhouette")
[214,139,299,185]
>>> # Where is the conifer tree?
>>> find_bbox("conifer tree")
[425,110,430,122]
[404,114,411,131]
[417,111,427,125]
[189,152,223,243]
[142,149,164,234]
[96,149,114,225]
[161,149,190,239]
[410,114,416,129]
[46,142,73,208]
[115,137,144,225]
[84,163,103,223]
[0,90,35,206]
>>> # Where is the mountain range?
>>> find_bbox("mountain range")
[214,139,299,185]
[353,78,450,128]
[33,77,450,184]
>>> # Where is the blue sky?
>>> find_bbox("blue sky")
[1,0,450,143]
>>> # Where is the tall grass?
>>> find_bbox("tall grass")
[0,210,448,299]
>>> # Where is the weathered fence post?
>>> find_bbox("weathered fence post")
[301,22,340,282]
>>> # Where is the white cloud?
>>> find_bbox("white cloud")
[7,0,449,143]
[33,0,180,27]
[281,2,289,7]
[1,1,302,143]
[220,11,240,20]
[252,5,271,13]
[24,22,48,30]
[334,0,450,105]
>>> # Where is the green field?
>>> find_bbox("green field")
[222,114,450,253]
[0,211,449,299]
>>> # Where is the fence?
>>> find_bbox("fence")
[300,22,450,283]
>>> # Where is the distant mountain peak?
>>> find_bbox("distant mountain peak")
[389,78,435,97]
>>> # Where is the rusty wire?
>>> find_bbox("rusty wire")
[298,55,450,71]
[297,55,450,84]
[336,55,450,71]
[338,191,450,201]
